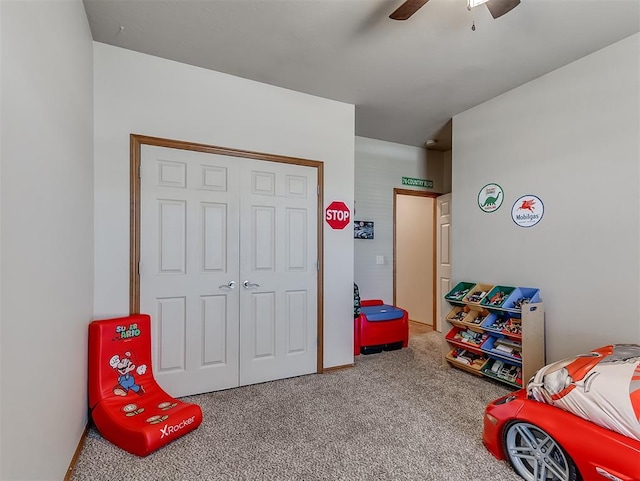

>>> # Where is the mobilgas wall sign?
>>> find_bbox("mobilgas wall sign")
[511,195,544,227]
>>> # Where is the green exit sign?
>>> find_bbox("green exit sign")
[402,177,433,188]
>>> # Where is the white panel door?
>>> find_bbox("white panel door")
[239,161,318,385]
[140,146,241,396]
[436,193,452,333]
[139,145,317,396]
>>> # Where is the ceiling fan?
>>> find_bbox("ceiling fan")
[390,0,521,21]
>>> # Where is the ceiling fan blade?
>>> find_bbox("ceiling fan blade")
[389,0,430,20]
[485,0,520,19]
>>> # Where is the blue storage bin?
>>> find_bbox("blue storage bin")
[481,335,522,364]
[480,312,502,335]
[481,312,522,339]
[502,287,541,311]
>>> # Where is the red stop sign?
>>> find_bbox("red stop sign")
[325,201,351,230]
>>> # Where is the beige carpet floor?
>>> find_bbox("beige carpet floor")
[71,330,523,481]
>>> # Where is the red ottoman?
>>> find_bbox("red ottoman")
[88,314,202,456]
[355,299,409,355]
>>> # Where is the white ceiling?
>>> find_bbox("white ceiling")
[82,0,640,149]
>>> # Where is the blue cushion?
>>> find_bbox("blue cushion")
[360,305,405,322]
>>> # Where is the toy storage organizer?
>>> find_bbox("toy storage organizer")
[443,282,545,389]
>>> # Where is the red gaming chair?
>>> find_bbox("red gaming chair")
[88,314,202,456]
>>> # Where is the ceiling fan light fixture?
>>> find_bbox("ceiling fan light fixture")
[468,0,489,9]
[485,0,521,19]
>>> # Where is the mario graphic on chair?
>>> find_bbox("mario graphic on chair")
[109,351,147,397]
[89,314,203,456]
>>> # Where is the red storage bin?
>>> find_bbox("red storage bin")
[354,300,409,355]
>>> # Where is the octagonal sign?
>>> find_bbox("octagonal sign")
[325,201,351,230]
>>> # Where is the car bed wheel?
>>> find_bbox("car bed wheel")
[504,422,578,481]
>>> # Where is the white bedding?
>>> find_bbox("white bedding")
[527,344,640,441]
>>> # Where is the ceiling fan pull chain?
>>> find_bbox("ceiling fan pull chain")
[466,1,477,31]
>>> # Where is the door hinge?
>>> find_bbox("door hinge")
[317,185,320,196]
[316,260,319,271]
[138,164,141,179]
[137,262,140,276]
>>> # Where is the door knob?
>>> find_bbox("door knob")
[243,280,260,289]
[219,280,237,289]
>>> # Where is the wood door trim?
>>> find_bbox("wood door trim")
[130,134,325,373]
[392,188,440,331]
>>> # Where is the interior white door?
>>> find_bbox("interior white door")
[140,146,241,396]
[238,160,318,385]
[139,145,318,397]
[436,193,452,333]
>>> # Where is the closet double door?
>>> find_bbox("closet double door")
[139,145,318,397]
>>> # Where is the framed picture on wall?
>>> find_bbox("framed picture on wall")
[354,220,374,239]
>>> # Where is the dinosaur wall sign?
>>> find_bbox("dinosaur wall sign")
[478,183,504,213]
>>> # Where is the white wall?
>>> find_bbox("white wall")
[453,33,640,362]
[93,43,355,369]
[442,150,452,194]
[0,0,4,475]
[354,136,444,302]
[1,1,94,480]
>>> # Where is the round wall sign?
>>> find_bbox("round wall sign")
[478,183,504,213]
[511,195,544,227]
